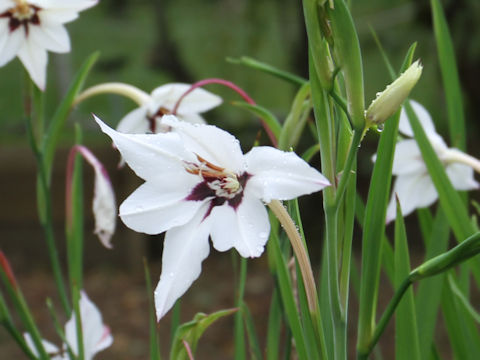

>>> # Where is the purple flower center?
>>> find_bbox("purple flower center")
[185,154,250,218]
[0,3,41,35]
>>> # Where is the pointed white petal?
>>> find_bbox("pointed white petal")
[391,139,426,175]
[178,113,207,125]
[119,180,205,235]
[92,167,116,248]
[210,192,270,257]
[29,22,70,53]
[24,333,60,358]
[245,146,330,203]
[162,115,245,172]
[39,0,97,13]
[17,40,48,90]
[95,116,196,182]
[154,206,212,320]
[116,106,150,134]
[151,83,222,114]
[386,172,438,223]
[65,291,112,359]
[446,162,480,191]
[0,26,24,67]
[399,100,437,138]
[0,2,12,13]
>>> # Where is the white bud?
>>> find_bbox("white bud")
[366,60,423,125]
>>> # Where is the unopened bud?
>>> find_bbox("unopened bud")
[366,60,423,126]
[410,232,480,281]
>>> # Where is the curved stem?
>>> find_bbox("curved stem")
[172,78,278,147]
[444,148,480,174]
[268,200,318,315]
[73,82,150,107]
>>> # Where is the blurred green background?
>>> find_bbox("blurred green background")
[1,0,479,359]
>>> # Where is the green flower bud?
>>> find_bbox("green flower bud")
[366,60,423,126]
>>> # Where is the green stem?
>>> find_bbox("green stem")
[334,129,362,208]
[357,278,412,359]
[234,257,247,360]
[25,116,70,315]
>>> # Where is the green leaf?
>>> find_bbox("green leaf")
[226,56,307,86]
[447,274,480,324]
[170,308,237,360]
[430,0,466,149]
[394,199,421,360]
[143,260,161,360]
[415,209,449,360]
[230,101,282,139]
[240,302,262,360]
[43,52,99,181]
[265,290,282,360]
[234,256,247,360]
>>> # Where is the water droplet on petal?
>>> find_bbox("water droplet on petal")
[168,272,174,278]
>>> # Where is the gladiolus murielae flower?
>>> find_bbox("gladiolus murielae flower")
[366,60,423,126]
[96,115,330,320]
[24,291,113,360]
[116,83,222,135]
[66,145,117,249]
[376,100,479,223]
[0,0,97,90]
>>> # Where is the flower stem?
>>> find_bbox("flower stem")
[267,200,318,317]
[444,148,480,174]
[172,78,278,147]
[73,82,150,107]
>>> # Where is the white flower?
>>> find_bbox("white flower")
[24,291,113,360]
[0,0,97,90]
[382,100,479,223]
[67,145,117,249]
[116,83,222,134]
[95,114,330,320]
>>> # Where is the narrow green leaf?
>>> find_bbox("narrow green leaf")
[265,290,282,360]
[240,302,262,360]
[394,200,421,360]
[234,256,247,360]
[143,260,161,360]
[230,101,282,139]
[226,56,307,86]
[430,0,466,149]
[415,209,449,360]
[447,274,480,324]
[170,309,237,360]
[43,52,99,180]
[267,213,310,360]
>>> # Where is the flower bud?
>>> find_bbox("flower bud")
[366,60,423,126]
[410,232,480,281]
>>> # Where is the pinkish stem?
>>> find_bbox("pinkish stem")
[172,78,278,147]
[0,251,18,289]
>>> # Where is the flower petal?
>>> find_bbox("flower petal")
[154,206,212,320]
[245,146,330,203]
[17,40,48,90]
[386,172,438,223]
[446,162,480,191]
[29,21,70,53]
[92,167,116,248]
[116,106,149,134]
[95,116,196,182]
[391,139,426,175]
[210,191,270,258]
[178,112,206,125]
[65,291,112,359]
[0,25,24,67]
[39,0,98,14]
[151,83,222,114]
[399,100,437,138]
[162,115,246,172]
[119,180,204,235]
[24,333,60,358]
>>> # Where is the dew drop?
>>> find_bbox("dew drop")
[168,272,174,278]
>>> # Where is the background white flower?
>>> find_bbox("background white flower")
[96,114,330,320]
[0,0,97,90]
[116,82,222,134]
[24,291,112,360]
[382,100,479,222]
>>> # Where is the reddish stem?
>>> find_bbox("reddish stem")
[0,251,18,290]
[182,340,195,360]
[172,78,278,147]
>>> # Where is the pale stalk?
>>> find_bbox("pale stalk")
[73,82,150,107]
[444,148,480,174]
[267,200,318,316]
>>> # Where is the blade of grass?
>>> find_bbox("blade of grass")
[143,260,161,360]
[266,290,282,360]
[234,256,247,360]
[240,302,262,360]
[394,199,421,360]
[430,0,466,149]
